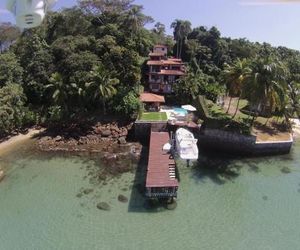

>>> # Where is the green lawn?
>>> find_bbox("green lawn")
[138,112,168,121]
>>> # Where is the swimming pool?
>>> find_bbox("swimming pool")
[173,107,188,115]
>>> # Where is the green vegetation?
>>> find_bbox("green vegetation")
[0,0,160,136]
[138,112,168,122]
[0,0,300,137]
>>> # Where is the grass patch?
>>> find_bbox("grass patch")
[138,112,168,121]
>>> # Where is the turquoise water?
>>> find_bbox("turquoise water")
[0,139,300,250]
[174,107,188,115]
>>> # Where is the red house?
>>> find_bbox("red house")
[147,45,186,94]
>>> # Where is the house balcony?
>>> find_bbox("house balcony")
[149,82,173,94]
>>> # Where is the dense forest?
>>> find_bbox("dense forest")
[0,0,299,136]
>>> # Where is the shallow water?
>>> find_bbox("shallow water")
[0,139,300,250]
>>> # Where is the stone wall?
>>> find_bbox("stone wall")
[134,121,167,142]
[254,139,293,155]
[198,128,293,156]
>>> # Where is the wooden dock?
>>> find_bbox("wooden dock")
[145,132,178,198]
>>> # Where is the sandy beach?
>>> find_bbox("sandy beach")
[0,129,43,156]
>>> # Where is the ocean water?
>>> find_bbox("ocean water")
[0,139,300,250]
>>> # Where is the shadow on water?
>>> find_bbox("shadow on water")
[191,149,242,185]
[128,145,148,212]
[190,145,298,185]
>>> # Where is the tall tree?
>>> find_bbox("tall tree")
[222,58,251,117]
[45,72,71,109]
[0,23,20,53]
[171,19,192,58]
[86,65,119,114]
[244,57,287,117]
[124,5,153,34]
[0,52,23,87]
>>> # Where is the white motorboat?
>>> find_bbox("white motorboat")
[175,128,198,160]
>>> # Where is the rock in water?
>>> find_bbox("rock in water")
[166,200,177,210]
[0,170,5,182]
[281,167,291,174]
[118,194,128,203]
[97,202,111,211]
[83,188,94,195]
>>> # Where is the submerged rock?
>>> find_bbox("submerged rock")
[118,194,128,203]
[76,193,83,198]
[281,167,291,174]
[97,202,111,211]
[83,188,94,195]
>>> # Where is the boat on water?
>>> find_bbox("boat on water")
[175,128,198,160]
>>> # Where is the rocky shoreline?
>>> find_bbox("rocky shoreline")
[36,121,144,181]
[38,121,134,153]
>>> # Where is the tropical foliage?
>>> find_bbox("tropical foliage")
[0,0,300,136]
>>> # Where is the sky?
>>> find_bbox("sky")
[1,0,300,50]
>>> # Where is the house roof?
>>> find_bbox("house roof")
[162,60,183,65]
[158,70,185,76]
[147,60,184,66]
[140,93,165,103]
[147,60,164,66]
[149,52,165,57]
[168,58,182,62]
[154,44,168,48]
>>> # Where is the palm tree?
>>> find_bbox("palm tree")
[125,5,153,35]
[243,57,287,119]
[45,72,69,108]
[287,81,300,118]
[171,20,192,58]
[86,65,119,114]
[222,58,251,118]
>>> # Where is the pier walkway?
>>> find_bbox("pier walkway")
[145,132,178,198]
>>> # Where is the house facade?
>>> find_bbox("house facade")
[147,45,185,94]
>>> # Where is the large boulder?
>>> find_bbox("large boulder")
[118,137,127,144]
[101,129,112,137]
[54,136,63,142]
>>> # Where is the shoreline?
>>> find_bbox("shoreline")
[0,129,44,156]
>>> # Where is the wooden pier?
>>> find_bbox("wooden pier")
[145,132,178,198]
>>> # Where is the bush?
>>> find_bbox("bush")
[47,105,63,123]
[0,84,28,135]
[114,90,141,118]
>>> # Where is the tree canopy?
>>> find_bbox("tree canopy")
[0,0,300,136]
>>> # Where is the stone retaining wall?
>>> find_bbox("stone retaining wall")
[134,121,167,142]
[198,129,293,156]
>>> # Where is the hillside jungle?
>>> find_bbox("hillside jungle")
[0,0,299,142]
